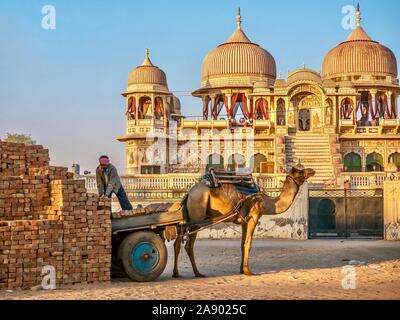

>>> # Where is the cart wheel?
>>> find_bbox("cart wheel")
[118,231,167,282]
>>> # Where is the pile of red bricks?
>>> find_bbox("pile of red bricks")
[0,141,111,290]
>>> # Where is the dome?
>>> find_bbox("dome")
[200,9,276,88]
[287,67,322,86]
[274,72,287,88]
[322,5,397,81]
[128,49,168,88]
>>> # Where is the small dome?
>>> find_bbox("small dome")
[128,49,168,88]
[200,9,276,88]
[322,5,397,81]
[287,67,322,86]
[274,72,287,88]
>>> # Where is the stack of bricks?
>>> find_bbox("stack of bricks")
[0,140,111,290]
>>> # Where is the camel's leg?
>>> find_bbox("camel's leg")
[185,233,204,278]
[240,218,257,276]
[172,236,182,278]
[240,223,247,273]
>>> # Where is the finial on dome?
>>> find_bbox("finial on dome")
[236,7,242,30]
[278,71,283,79]
[356,3,361,27]
[142,48,153,66]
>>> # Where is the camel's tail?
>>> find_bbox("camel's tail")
[180,193,189,222]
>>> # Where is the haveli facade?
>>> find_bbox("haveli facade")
[117,6,400,189]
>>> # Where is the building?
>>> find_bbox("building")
[116,6,400,194]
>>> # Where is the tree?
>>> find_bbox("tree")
[3,133,36,145]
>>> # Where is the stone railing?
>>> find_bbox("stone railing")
[81,173,286,202]
[340,172,400,189]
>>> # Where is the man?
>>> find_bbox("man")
[96,155,133,210]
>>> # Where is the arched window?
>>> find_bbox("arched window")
[356,92,370,124]
[341,98,353,120]
[206,153,224,172]
[388,152,400,172]
[325,98,333,126]
[276,99,286,125]
[250,153,268,173]
[344,152,362,172]
[138,96,151,119]
[211,95,227,120]
[154,97,164,120]
[228,153,246,171]
[253,99,269,120]
[127,97,136,121]
[366,152,383,172]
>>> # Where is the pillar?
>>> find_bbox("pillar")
[387,91,392,118]
[226,94,232,120]
[370,90,377,122]
[210,94,216,120]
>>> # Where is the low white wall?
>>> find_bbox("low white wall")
[197,183,309,240]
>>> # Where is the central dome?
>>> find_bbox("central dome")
[201,9,276,88]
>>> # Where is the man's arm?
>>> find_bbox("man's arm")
[95,167,105,196]
[105,166,120,197]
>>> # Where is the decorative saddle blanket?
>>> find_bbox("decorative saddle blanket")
[201,169,260,196]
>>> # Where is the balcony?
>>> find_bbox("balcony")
[339,172,400,189]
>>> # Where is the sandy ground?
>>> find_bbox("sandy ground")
[1,239,400,300]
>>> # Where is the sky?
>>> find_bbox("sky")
[0,0,399,174]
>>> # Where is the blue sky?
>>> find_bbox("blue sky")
[0,0,399,173]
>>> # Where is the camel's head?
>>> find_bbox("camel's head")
[289,165,316,185]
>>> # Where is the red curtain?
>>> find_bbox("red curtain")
[391,94,397,118]
[127,97,136,120]
[212,96,218,119]
[369,92,378,120]
[240,94,252,119]
[154,98,164,119]
[203,96,210,120]
[253,99,269,120]
[341,98,354,121]
[226,94,239,119]
[139,97,150,119]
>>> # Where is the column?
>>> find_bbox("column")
[202,96,208,120]
[226,94,232,120]
[162,96,168,126]
[387,91,392,118]
[150,94,155,126]
[370,90,377,123]
[284,96,289,127]
[135,95,140,123]
[210,94,216,120]
[246,95,251,119]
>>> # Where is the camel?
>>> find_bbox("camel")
[172,165,315,277]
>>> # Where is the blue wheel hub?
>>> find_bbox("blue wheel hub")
[131,242,160,273]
